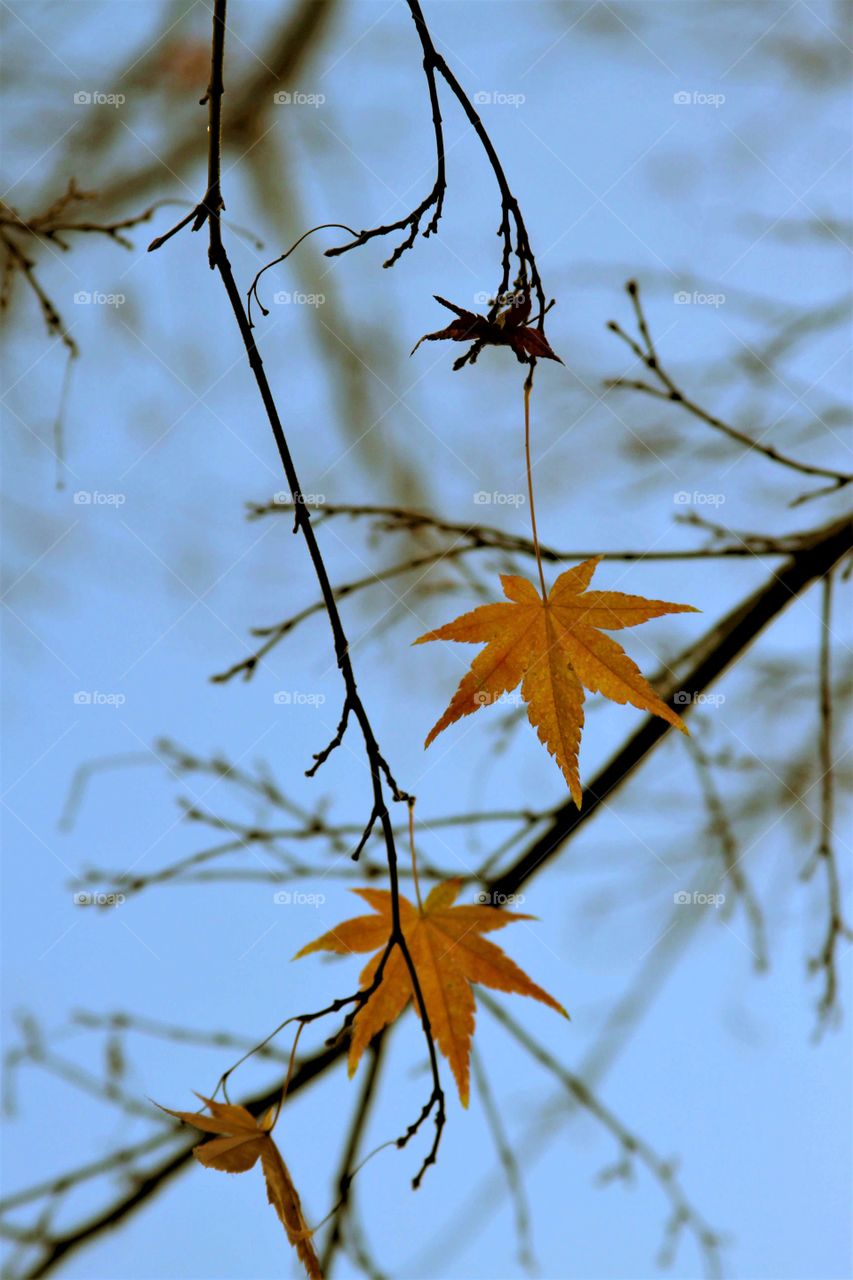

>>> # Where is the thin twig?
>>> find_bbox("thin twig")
[684,735,768,970]
[471,1046,537,1275]
[9,516,850,1273]
[804,570,851,1027]
[324,1,548,328]
[218,501,813,680]
[479,994,723,1279]
[607,281,852,495]
[488,514,853,901]
[320,1038,386,1275]
[148,0,445,1185]
[248,500,818,561]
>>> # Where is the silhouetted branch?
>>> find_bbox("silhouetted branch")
[606,281,852,499]
[10,514,849,1275]
[149,0,445,1187]
[8,1041,348,1280]
[216,500,819,680]
[324,0,549,335]
[488,514,853,901]
[252,499,808,560]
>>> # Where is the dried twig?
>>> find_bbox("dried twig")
[8,515,850,1276]
[803,570,852,1026]
[606,281,852,500]
[148,0,445,1186]
[320,1039,386,1275]
[323,0,548,330]
[684,734,768,970]
[471,1046,537,1275]
[480,994,723,1279]
[215,500,818,680]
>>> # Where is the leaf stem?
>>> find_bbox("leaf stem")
[269,1022,304,1131]
[524,369,547,600]
[409,799,424,913]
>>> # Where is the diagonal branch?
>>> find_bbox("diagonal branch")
[9,513,849,1277]
[13,1041,347,1280]
[488,513,853,900]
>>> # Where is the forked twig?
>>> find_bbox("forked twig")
[607,281,852,500]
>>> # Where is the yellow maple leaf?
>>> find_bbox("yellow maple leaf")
[158,1094,322,1280]
[294,880,568,1106]
[414,556,698,806]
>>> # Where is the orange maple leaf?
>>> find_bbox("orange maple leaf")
[414,556,698,806]
[158,1095,322,1280]
[294,880,568,1106]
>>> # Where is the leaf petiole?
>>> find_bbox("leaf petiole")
[408,799,424,914]
[524,368,547,601]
